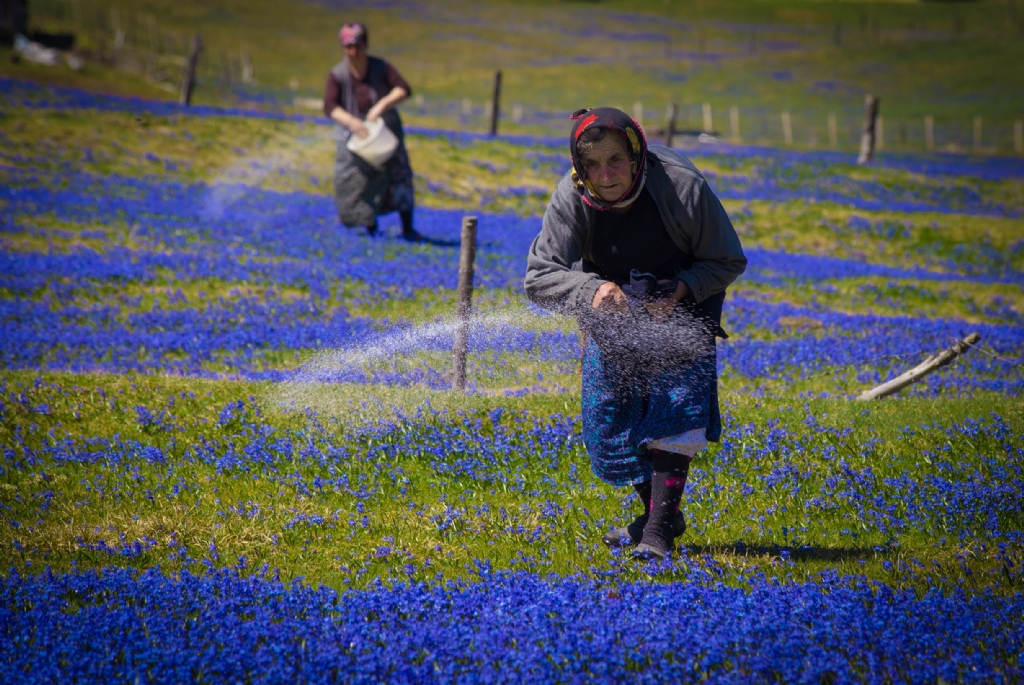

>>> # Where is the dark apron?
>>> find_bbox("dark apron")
[330,57,414,227]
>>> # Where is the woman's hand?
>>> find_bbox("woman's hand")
[643,280,690,322]
[365,103,384,123]
[349,119,370,139]
[365,87,407,124]
[643,299,675,321]
[330,106,370,139]
[592,282,628,314]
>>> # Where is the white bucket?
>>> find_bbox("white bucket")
[346,118,399,169]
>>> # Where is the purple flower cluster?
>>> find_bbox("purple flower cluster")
[3,78,1023,391]
[743,246,1024,287]
[721,294,1024,394]
[5,153,1021,391]
[1,565,1021,683]
[7,385,1022,548]
[6,75,1024,186]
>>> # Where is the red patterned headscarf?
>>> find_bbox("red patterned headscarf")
[339,22,368,46]
[568,107,648,211]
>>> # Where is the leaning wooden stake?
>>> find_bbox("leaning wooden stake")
[179,34,202,106]
[856,332,981,401]
[488,70,502,137]
[452,216,478,392]
[857,94,880,164]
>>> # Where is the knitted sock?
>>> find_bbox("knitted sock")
[634,481,652,517]
[639,449,691,553]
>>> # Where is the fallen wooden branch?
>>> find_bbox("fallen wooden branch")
[856,332,981,401]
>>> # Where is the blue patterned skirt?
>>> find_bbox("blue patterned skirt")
[581,336,720,486]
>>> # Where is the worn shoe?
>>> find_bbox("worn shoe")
[401,229,426,242]
[601,511,686,548]
[631,542,669,560]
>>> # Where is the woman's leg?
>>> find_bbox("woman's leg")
[399,209,423,241]
[634,449,691,558]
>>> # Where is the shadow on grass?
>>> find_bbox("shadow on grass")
[686,541,877,562]
[407,234,461,248]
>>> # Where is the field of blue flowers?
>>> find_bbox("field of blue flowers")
[2,74,1024,682]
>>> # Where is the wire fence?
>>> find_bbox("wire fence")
[397,97,1024,155]
[14,0,1024,155]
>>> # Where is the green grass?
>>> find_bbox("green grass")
[728,199,1024,271]
[2,370,1021,594]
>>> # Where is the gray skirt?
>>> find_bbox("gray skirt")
[333,124,415,227]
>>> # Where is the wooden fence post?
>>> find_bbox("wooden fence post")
[219,51,232,97]
[489,70,502,137]
[925,115,935,151]
[147,16,158,54]
[857,94,879,163]
[111,7,124,53]
[179,34,202,106]
[632,101,644,128]
[952,9,964,39]
[452,216,478,392]
[781,110,792,145]
[729,106,740,142]
[241,42,253,83]
[664,103,677,146]
[702,102,712,133]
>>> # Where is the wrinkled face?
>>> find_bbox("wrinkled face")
[581,135,633,202]
[343,40,368,60]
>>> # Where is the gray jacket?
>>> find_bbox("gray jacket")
[524,144,746,315]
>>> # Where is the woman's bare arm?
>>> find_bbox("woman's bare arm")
[366,86,409,122]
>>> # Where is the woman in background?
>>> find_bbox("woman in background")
[323,21,421,240]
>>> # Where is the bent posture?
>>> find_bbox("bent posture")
[323,21,421,240]
[525,107,746,558]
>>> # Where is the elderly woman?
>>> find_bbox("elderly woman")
[525,107,746,559]
[323,22,421,240]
